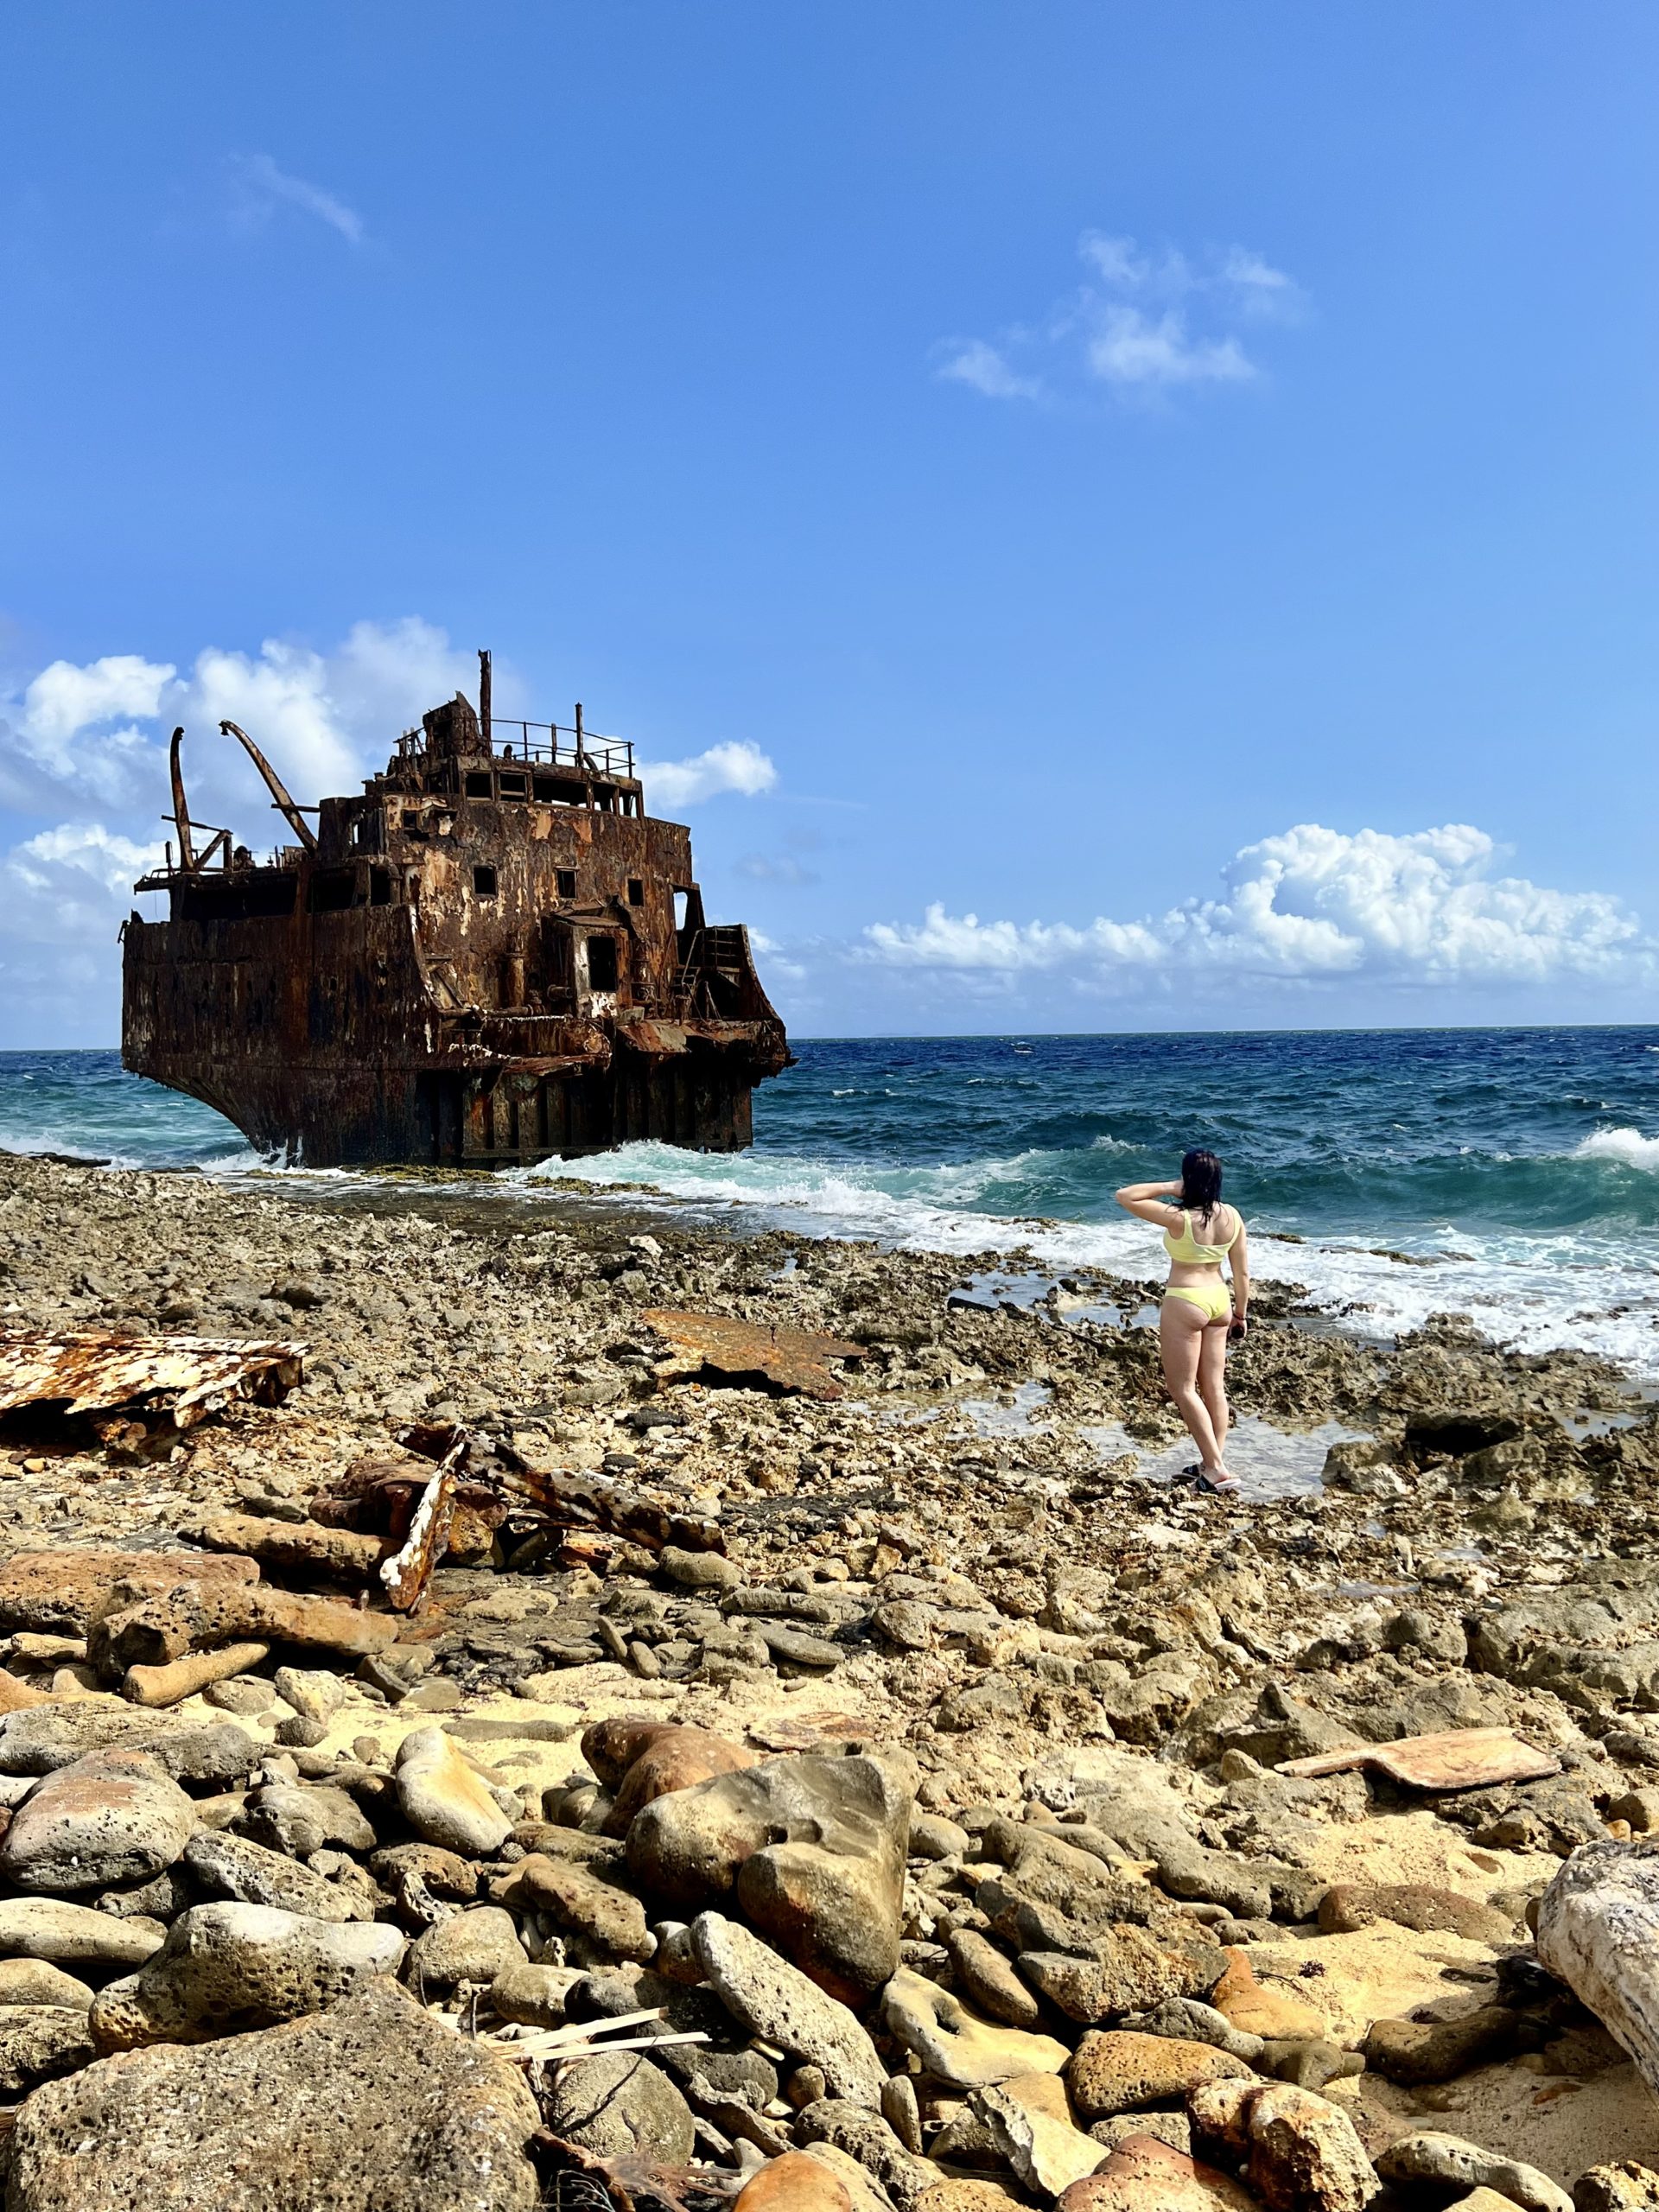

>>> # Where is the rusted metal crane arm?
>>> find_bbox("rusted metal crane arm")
[167,728,196,870]
[219,719,318,852]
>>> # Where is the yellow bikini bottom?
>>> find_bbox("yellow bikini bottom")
[1163,1280,1232,1324]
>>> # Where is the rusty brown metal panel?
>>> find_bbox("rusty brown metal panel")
[0,1331,306,1428]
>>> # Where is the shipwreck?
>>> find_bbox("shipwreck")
[121,654,791,1166]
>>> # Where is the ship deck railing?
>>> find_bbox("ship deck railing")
[397,721,635,781]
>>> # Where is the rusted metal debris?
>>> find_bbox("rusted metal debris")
[0,1329,305,1432]
[378,1433,466,1613]
[642,1309,863,1400]
[122,653,791,1166]
[308,1422,726,1613]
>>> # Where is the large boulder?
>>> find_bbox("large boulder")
[628,1753,912,2002]
[693,1910,885,2107]
[0,1750,197,1894]
[396,1727,512,1859]
[881,1968,1069,2090]
[0,1706,256,1786]
[6,1981,540,2211]
[0,1898,166,1969]
[541,2049,696,2164]
[89,1902,404,2049]
[1537,1840,1659,2099]
[582,1718,755,1835]
[1188,2078,1378,2212]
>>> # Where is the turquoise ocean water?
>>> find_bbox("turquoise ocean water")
[2,1031,1657,1377]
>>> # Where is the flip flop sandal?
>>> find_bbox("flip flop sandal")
[1198,1470,1242,1494]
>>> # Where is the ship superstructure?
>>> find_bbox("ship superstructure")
[121,654,791,1165]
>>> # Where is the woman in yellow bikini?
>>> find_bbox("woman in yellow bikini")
[1115,1148,1249,1494]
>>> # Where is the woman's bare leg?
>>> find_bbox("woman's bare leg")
[1198,1321,1230,1465]
[1160,1301,1224,1471]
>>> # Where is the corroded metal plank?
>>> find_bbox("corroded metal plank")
[0,1330,306,1428]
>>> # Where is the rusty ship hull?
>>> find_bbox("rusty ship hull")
[121,665,790,1167]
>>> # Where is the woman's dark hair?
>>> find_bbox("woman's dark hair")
[1179,1148,1224,1217]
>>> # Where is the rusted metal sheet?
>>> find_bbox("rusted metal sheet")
[121,654,791,1166]
[642,1308,863,1400]
[378,1433,467,1612]
[0,1330,305,1430]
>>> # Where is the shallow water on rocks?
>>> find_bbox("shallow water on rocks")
[1080,1413,1372,1502]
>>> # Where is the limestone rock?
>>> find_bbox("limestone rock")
[1066,2030,1255,2121]
[6,1981,540,2210]
[1574,2164,1659,2211]
[1188,2077,1378,2212]
[1120,1999,1263,2063]
[1537,1841,1659,2101]
[974,2074,1106,2196]
[1209,1949,1328,2042]
[0,1750,197,1893]
[1018,1925,1225,2024]
[1363,2004,1521,2086]
[949,1929,1041,2028]
[541,2049,696,2164]
[583,1718,755,1836]
[0,1549,258,1637]
[396,1726,512,1858]
[1318,1881,1515,1945]
[184,1828,365,1922]
[490,1960,584,2027]
[272,1666,347,1725]
[882,1967,1069,2089]
[737,2152,855,2212]
[693,1910,885,2107]
[408,1906,526,1989]
[1058,2134,1258,2212]
[630,1753,911,2002]
[0,2005,96,2092]
[794,2099,936,2211]
[491,1852,652,1961]
[90,1901,404,2049]
[1376,2132,1573,2212]
[0,1960,93,2010]
[0,1897,166,1967]
[241,1782,378,1859]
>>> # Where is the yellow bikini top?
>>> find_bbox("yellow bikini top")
[1163,1208,1238,1264]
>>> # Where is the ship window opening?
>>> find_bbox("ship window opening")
[308,869,355,913]
[464,772,493,799]
[369,868,392,906]
[498,772,527,798]
[673,890,690,931]
[401,809,426,836]
[626,878,645,906]
[586,936,619,992]
[473,865,499,898]
[556,868,577,899]
[533,777,558,803]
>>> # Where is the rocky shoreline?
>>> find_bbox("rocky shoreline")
[3,1149,1659,2209]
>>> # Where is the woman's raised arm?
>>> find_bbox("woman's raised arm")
[1115,1179,1186,1228]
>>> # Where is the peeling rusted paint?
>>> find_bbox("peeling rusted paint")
[641,1309,863,1399]
[378,1433,467,1612]
[0,1330,305,1429]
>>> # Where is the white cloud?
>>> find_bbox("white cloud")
[641,740,777,811]
[1086,308,1252,388]
[938,229,1306,404]
[935,340,1044,402]
[0,822,167,1037]
[234,155,364,245]
[861,823,1649,991]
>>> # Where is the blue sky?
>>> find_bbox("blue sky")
[2,3,1655,1042]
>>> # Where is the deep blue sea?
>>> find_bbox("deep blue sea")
[3,1031,1658,1376]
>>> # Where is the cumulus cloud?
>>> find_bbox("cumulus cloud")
[233,155,364,245]
[0,823,166,1039]
[641,741,777,811]
[937,230,1306,404]
[861,823,1649,991]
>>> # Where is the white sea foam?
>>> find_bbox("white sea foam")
[1573,1127,1659,1172]
[512,1141,1659,1380]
